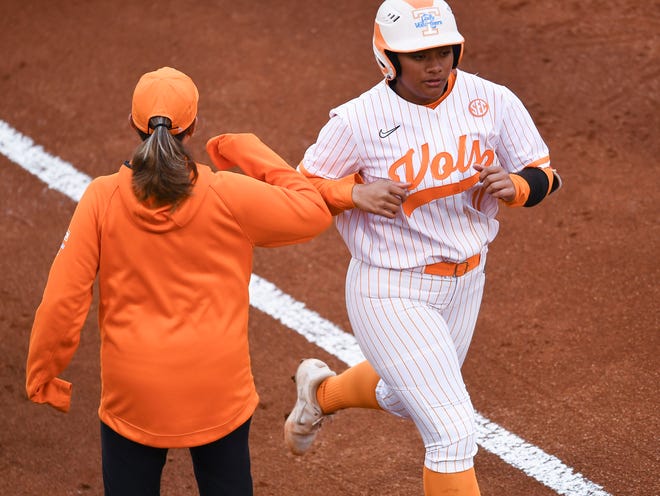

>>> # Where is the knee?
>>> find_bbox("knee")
[424,433,478,473]
[422,402,478,472]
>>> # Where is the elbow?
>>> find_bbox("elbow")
[305,189,333,231]
[320,206,333,230]
[308,203,333,234]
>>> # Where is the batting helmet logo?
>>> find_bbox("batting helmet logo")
[413,9,443,36]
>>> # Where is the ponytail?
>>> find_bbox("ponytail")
[130,116,198,207]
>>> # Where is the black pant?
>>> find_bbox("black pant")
[100,418,253,496]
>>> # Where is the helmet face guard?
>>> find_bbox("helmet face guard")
[373,0,465,80]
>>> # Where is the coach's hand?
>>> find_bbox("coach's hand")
[352,179,410,218]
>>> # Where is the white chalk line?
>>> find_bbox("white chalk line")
[0,119,612,496]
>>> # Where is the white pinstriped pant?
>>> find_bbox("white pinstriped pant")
[345,255,486,473]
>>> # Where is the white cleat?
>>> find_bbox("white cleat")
[284,358,336,455]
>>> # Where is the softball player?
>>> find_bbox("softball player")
[284,1,561,494]
[26,67,331,495]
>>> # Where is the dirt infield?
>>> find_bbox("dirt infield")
[1,1,658,495]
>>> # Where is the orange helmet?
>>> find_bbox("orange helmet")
[373,0,464,80]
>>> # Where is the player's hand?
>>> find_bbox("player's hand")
[473,164,515,202]
[352,179,410,218]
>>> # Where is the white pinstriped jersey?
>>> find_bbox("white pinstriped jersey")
[301,69,550,269]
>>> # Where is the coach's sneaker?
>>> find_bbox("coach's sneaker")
[284,358,336,455]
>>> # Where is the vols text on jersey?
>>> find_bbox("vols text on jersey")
[388,134,495,215]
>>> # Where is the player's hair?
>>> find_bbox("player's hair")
[386,45,462,82]
[130,115,198,208]
[385,50,402,80]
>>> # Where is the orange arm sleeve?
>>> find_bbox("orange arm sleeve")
[504,166,558,208]
[206,133,332,246]
[26,182,101,412]
[503,173,531,207]
[299,163,364,216]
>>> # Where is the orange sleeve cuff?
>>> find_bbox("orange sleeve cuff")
[299,164,364,215]
[503,173,531,208]
[27,377,72,413]
[205,134,238,171]
[542,167,555,196]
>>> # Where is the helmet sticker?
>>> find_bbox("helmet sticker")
[384,12,400,23]
[413,9,443,36]
[378,4,401,25]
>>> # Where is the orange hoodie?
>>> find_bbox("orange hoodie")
[26,133,332,448]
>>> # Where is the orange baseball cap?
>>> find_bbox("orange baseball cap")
[131,67,199,135]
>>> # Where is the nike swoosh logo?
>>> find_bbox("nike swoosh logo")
[378,125,400,139]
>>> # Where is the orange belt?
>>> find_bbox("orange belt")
[423,253,481,277]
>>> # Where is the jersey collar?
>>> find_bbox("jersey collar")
[425,70,457,109]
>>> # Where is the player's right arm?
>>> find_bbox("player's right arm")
[300,116,409,218]
[352,179,410,218]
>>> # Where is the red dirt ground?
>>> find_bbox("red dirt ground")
[1,1,658,495]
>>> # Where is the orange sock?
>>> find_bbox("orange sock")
[316,360,382,413]
[423,467,481,496]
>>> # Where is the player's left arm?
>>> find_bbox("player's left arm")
[492,88,563,207]
[474,160,562,207]
[505,163,562,207]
